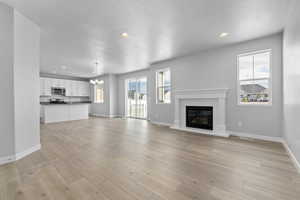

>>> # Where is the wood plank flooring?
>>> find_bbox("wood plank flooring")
[1,117,300,200]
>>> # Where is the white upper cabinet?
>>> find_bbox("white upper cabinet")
[82,82,90,96]
[51,79,59,87]
[51,78,65,88]
[40,78,51,96]
[40,78,90,97]
[65,80,72,96]
[77,81,88,97]
[70,80,78,96]
[57,79,65,88]
[45,78,52,96]
[40,78,45,95]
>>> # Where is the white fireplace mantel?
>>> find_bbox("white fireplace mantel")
[171,88,229,137]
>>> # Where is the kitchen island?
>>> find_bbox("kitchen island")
[40,102,91,123]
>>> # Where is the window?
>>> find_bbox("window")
[156,68,171,103]
[94,80,104,103]
[237,49,271,105]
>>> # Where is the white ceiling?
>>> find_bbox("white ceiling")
[2,0,291,77]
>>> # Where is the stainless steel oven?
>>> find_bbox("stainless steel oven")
[51,87,66,96]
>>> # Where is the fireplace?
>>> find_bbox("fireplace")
[172,89,228,137]
[186,106,213,130]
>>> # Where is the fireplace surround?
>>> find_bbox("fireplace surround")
[171,88,229,137]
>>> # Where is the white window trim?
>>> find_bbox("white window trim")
[237,49,272,106]
[156,68,171,104]
[94,82,104,104]
[124,76,148,119]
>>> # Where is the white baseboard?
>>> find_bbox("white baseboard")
[228,131,284,143]
[109,114,124,118]
[282,141,300,174]
[0,144,41,166]
[170,125,230,137]
[150,121,172,127]
[0,155,16,165]
[228,131,300,174]
[15,144,41,160]
[90,113,108,117]
[154,125,300,174]
[90,113,122,118]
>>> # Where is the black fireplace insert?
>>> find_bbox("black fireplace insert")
[186,106,213,130]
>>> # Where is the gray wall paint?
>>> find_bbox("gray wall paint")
[90,75,110,116]
[117,34,283,137]
[90,74,118,117]
[13,10,41,154]
[0,3,15,158]
[108,74,118,116]
[283,0,300,163]
[0,4,41,160]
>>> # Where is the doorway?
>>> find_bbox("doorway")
[125,77,147,119]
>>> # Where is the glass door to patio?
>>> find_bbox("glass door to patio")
[126,77,147,119]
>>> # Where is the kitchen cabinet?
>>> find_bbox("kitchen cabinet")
[40,77,51,96]
[70,80,79,96]
[41,104,90,123]
[83,82,90,96]
[40,77,90,97]
[69,104,89,121]
[65,80,72,96]
[40,78,45,95]
[77,81,90,97]
[44,78,52,96]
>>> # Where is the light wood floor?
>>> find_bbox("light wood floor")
[1,117,300,200]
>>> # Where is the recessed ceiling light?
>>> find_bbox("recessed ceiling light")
[219,32,229,38]
[121,32,128,37]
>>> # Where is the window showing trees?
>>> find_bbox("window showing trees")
[156,68,171,104]
[238,50,271,105]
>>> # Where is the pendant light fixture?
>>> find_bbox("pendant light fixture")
[90,61,104,85]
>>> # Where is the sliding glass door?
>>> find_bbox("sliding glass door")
[126,77,147,119]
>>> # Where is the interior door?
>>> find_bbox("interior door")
[126,77,147,119]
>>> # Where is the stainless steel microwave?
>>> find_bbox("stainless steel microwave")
[51,87,66,96]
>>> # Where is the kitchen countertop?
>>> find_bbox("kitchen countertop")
[40,101,92,105]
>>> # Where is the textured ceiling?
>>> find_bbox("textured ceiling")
[2,0,291,77]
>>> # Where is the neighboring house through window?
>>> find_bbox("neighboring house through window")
[94,80,104,103]
[156,68,171,104]
[237,49,272,105]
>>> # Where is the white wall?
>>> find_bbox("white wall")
[117,34,283,138]
[283,0,300,163]
[90,75,109,116]
[108,74,118,117]
[0,3,41,163]
[13,10,41,154]
[0,3,15,159]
